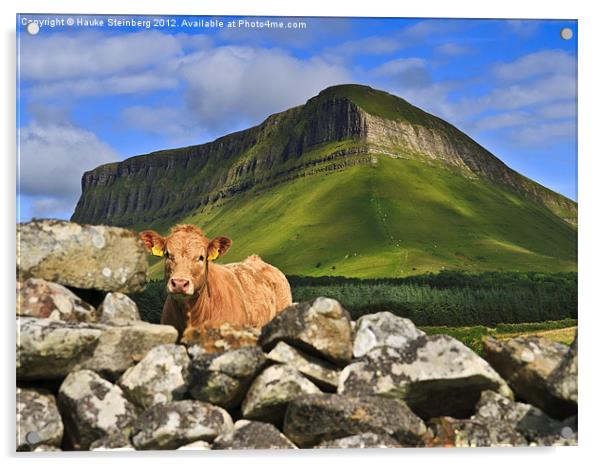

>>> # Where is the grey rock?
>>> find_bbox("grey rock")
[119,344,189,409]
[31,445,62,452]
[547,332,578,405]
[177,440,212,450]
[58,370,138,450]
[339,334,513,419]
[241,364,322,425]
[188,346,267,409]
[352,311,425,358]
[17,278,96,322]
[259,297,353,366]
[483,336,575,418]
[17,219,148,293]
[316,432,401,449]
[267,341,340,391]
[74,321,179,380]
[16,388,63,451]
[427,416,529,447]
[474,390,577,446]
[17,317,102,380]
[89,432,135,451]
[96,292,140,323]
[283,393,427,448]
[131,400,233,450]
[213,420,297,450]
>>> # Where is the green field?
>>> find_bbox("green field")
[145,155,576,280]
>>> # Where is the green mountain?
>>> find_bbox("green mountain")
[72,84,577,278]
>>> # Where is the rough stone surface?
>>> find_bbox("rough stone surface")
[316,432,401,449]
[17,317,102,380]
[474,390,577,446]
[17,278,96,322]
[131,400,233,450]
[283,393,427,448]
[31,445,62,452]
[483,336,575,418]
[339,334,513,419]
[17,220,148,293]
[547,333,578,405]
[241,364,322,425]
[58,370,138,450]
[259,297,353,366]
[118,344,190,409]
[352,311,425,358]
[74,321,178,380]
[177,440,212,450]
[427,416,529,447]
[188,346,267,409]
[89,432,135,451]
[96,292,140,323]
[213,420,297,450]
[183,323,260,353]
[16,388,64,451]
[267,341,340,391]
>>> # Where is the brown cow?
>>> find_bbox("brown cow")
[139,224,292,338]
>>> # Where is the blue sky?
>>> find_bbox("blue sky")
[17,15,577,221]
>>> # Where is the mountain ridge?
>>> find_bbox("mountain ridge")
[71,84,577,228]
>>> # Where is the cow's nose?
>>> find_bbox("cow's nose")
[170,278,190,294]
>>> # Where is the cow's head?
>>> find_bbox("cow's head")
[139,225,232,296]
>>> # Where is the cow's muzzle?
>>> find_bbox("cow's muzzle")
[168,277,194,295]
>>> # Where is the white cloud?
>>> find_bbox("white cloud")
[18,121,118,215]
[472,111,532,131]
[493,49,576,82]
[535,101,576,119]
[505,20,541,38]
[179,46,350,133]
[434,43,473,56]
[509,121,576,147]
[122,105,202,145]
[20,30,183,81]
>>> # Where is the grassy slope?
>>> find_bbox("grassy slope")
[146,155,576,279]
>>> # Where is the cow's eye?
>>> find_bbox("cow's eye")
[164,251,170,259]
[199,255,204,262]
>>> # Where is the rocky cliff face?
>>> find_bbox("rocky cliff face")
[71,85,576,227]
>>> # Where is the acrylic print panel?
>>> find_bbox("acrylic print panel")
[16,14,577,451]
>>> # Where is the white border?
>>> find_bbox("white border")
[3,1,601,465]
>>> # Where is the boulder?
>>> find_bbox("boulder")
[17,219,147,293]
[118,344,190,409]
[427,416,528,447]
[96,292,140,323]
[482,336,575,418]
[188,347,267,409]
[131,400,233,450]
[16,388,63,451]
[241,364,321,425]
[58,370,138,450]
[31,445,62,452]
[267,341,340,391]
[547,332,578,405]
[89,432,135,451]
[184,323,260,353]
[283,393,427,448]
[17,317,102,380]
[339,334,513,419]
[474,390,577,446]
[213,420,297,450]
[74,321,178,380]
[316,432,401,449]
[352,311,425,358]
[259,297,352,366]
[177,440,212,450]
[17,278,96,322]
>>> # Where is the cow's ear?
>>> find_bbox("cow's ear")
[139,230,165,257]
[207,236,232,261]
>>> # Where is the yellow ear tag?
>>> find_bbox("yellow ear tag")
[151,246,164,257]
[207,249,219,261]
